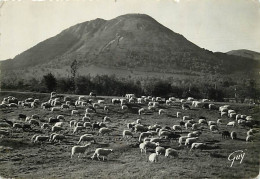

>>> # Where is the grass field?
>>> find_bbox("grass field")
[0,91,259,179]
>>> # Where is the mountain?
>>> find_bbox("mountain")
[0,14,258,81]
[227,49,260,61]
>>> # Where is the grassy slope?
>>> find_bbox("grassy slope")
[0,92,259,179]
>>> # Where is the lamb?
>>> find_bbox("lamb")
[190,143,206,151]
[158,109,166,115]
[122,130,133,138]
[98,127,112,136]
[78,134,96,144]
[230,131,237,140]
[155,146,165,155]
[149,153,159,163]
[185,137,199,146]
[71,143,91,158]
[165,148,178,158]
[91,148,113,161]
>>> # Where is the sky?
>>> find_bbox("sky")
[0,0,260,61]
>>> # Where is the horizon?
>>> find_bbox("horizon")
[1,0,260,61]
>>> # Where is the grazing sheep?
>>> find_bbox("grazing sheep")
[112,98,120,105]
[122,130,133,138]
[185,122,192,130]
[78,134,96,144]
[139,141,159,154]
[29,119,40,126]
[98,100,105,104]
[139,132,152,142]
[158,109,166,115]
[83,122,92,128]
[176,112,181,118]
[198,119,207,125]
[71,143,91,158]
[178,136,189,146]
[155,146,165,155]
[165,148,178,158]
[57,115,64,120]
[149,153,159,163]
[41,123,50,130]
[136,119,141,124]
[188,131,201,138]
[61,104,69,109]
[71,110,79,115]
[133,124,148,133]
[221,112,227,117]
[138,108,145,115]
[173,125,182,132]
[103,116,111,123]
[91,148,113,161]
[82,116,91,122]
[190,143,206,151]
[54,122,65,127]
[217,119,223,125]
[230,131,237,140]
[49,117,59,124]
[208,121,217,126]
[34,136,49,143]
[93,103,100,109]
[73,126,85,134]
[222,131,230,139]
[51,126,63,133]
[185,137,199,146]
[121,105,128,110]
[183,116,190,121]
[227,121,236,127]
[50,134,65,143]
[51,107,61,112]
[98,127,112,136]
[210,125,218,131]
[13,123,23,129]
[192,123,199,130]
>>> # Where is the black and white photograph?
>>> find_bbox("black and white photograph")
[0,0,259,178]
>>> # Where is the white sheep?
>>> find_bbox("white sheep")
[98,100,105,104]
[138,108,145,115]
[173,125,182,131]
[227,121,236,127]
[246,135,253,142]
[185,122,192,130]
[82,116,91,122]
[50,134,65,143]
[176,112,181,118]
[57,115,65,120]
[51,107,61,112]
[139,132,152,142]
[83,122,92,128]
[165,148,178,158]
[209,125,218,131]
[122,130,133,138]
[34,136,49,143]
[178,136,189,146]
[149,153,159,163]
[183,116,190,121]
[103,116,111,123]
[54,122,65,127]
[158,109,166,115]
[52,126,63,132]
[91,148,113,161]
[217,119,223,125]
[73,126,85,134]
[78,134,96,144]
[71,110,79,115]
[71,143,91,158]
[41,123,50,130]
[139,141,159,154]
[121,105,128,110]
[185,137,199,146]
[230,131,237,140]
[208,121,216,126]
[136,119,141,124]
[70,120,77,128]
[190,142,206,151]
[99,127,112,136]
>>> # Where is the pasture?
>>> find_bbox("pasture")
[0,91,259,179]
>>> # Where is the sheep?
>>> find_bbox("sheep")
[188,131,201,138]
[208,121,217,126]
[190,143,206,151]
[51,107,61,112]
[222,131,230,139]
[83,122,92,128]
[185,122,192,130]
[41,123,50,130]
[31,114,40,120]
[99,122,106,128]
[127,123,135,129]
[91,148,113,161]
[70,120,77,128]
[183,116,190,121]
[71,110,79,115]
[121,105,128,110]
[71,143,91,158]
[158,109,166,115]
[230,131,237,140]
[185,137,199,146]
[165,148,178,158]
[133,124,148,133]
[227,121,236,127]
[136,119,141,124]
[112,98,120,105]
[120,99,127,105]
[18,114,27,120]
[138,108,145,115]
[56,115,65,120]
[82,116,91,122]
[122,130,133,139]
[221,112,227,117]
[208,104,215,110]
[210,125,218,131]
[50,134,65,143]
[217,119,223,125]
[73,126,85,134]
[98,127,112,136]
[155,146,165,155]
[98,100,105,104]
[198,119,207,125]
[89,92,97,97]
[78,134,96,144]
[13,123,23,129]
[34,136,49,143]
[148,106,156,111]
[51,126,63,133]
[103,116,111,123]
[104,106,109,112]
[49,117,59,124]
[159,131,171,138]
[149,153,159,163]
[236,114,241,121]
[246,135,253,142]
[54,122,65,127]
[92,122,101,130]
[173,125,182,132]
[28,119,39,126]
[192,123,199,130]
[92,103,100,109]
[139,141,159,154]
[178,136,189,146]
[139,132,152,142]
[61,104,69,109]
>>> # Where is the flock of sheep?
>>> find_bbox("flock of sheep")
[0,92,258,164]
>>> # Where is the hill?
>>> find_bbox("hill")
[0,14,258,82]
[227,49,260,61]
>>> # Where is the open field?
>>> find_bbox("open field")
[0,91,259,179]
